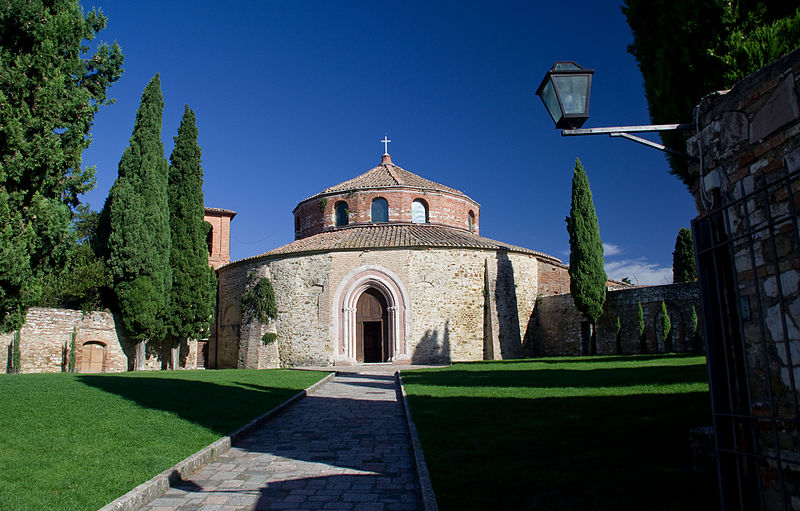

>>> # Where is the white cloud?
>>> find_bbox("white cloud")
[603,243,622,256]
[605,258,672,286]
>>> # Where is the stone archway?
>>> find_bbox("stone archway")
[332,265,410,365]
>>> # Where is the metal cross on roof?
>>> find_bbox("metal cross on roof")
[381,135,391,154]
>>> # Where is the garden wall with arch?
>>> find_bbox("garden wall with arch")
[528,282,703,356]
[0,307,200,373]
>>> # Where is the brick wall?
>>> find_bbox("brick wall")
[0,308,130,373]
[293,187,480,239]
[0,308,200,373]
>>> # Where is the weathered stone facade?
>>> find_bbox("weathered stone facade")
[686,48,800,509]
[531,283,703,356]
[214,246,546,368]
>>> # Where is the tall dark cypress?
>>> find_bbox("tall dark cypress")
[166,106,216,368]
[673,227,697,283]
[566,158,607,355]
[107,75,171,369]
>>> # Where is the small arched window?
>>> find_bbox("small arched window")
[411,199,428,224]
[335,201,349,227]
[371,198,389,223]
[468,210,475,232]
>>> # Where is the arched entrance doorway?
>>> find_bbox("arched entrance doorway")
[333,265,410,365]
[356,288,390,362]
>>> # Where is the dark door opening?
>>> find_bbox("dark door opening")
[363,321,383,362]
[356,288,391,363]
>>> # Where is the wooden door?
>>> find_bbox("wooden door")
[81,343,105,373]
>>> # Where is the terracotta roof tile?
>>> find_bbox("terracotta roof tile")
[314,163,465,198]
[223,224,562,268]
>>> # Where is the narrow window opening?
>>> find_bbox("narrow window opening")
[335,201,349,227]
[412,199,428,224]
[371,198,389,223]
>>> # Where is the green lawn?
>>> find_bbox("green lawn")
[402,354,717,511]
[0,368,329,510]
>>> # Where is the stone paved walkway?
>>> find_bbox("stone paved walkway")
[141,371,422,511]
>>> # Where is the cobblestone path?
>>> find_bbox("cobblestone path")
[142,372,422,511]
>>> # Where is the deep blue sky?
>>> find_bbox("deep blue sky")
[78,0,698,285]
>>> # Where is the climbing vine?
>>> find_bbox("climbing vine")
[241,276,278,344]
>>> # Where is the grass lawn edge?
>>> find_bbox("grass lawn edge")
[98,371,335,511]
[396,372,440,511]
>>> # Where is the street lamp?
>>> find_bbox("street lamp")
[535,61,696,159]
[535,62,594,129]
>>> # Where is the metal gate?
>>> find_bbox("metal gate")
[692,165,800,510]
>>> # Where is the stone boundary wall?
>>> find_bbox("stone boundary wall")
[530,283,702,356]
[0,307,199,373]
[0,308,130,373]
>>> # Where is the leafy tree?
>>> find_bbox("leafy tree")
[37,205,112,311]
[673,227,697,283]
[660,301,672,352]
[637,302,646,353]
[621,277,633,285]
[106,75,171,370]
[566,158,607,355]
[0,1,123,332]
[622,0,800,188]
[166,106,216,369]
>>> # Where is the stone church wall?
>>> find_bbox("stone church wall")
[215,247,543,368]
[531,283,703,356]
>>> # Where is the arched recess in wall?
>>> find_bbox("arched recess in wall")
[335,201,349,227]
[332,265,410,364]
[411,199,428,224]
[468,210,476,232]
[80,341,106,373]
[371,197,389,223]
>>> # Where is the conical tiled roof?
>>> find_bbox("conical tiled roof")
[222,224,564,269]
[313,162,466,198]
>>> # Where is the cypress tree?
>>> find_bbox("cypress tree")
[106,75,171,369]
[566,158,607,355]
[637,302,646,353]
[0,1,124,333]
[166,106,216,369]
[660,301,672,352]
[673,228,697,283]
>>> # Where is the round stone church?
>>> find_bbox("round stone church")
[210,152,573,368]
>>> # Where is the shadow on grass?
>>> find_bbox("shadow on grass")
[77,375,303,435]
[406,391,717,511]
[401,363,709,389]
